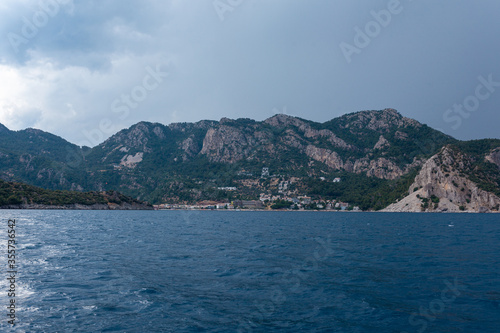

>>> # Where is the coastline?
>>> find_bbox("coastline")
[1,205,496,212]
[0,202,153,210]
[153,208,498,213]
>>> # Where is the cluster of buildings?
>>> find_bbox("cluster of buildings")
[155,199,359,211]
[155,202,233,210]
[154,168,355,210]
[259,192,358,210]
[217,187,237,191]
[154,200,264,210]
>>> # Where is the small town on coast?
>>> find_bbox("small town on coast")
[153,168,361,211]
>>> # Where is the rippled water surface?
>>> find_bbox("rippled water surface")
[0,210,499,332]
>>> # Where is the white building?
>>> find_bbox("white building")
[217,187,237,191]
[260,193,272,202]
[261,167,269,177]
[278,181,289,191]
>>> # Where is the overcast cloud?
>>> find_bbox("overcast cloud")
[0,0,498,146]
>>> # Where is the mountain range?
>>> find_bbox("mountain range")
[1,108,499,212]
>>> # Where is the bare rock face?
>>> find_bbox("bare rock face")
[395,131,409,141]
[282,130,305,149]
[180,135,200,161]
[264,114,306,128]
[366,158,403,179]
[265,114,354,150]
[153,126,166,139]
[168,120,217,132]
[305,145,343,170]
[120,152,144,168]
[486,147,500,169]
[200,126,257,163]
[303,128,354,150]
[70,183,84,191]
[374,135,390,150]
[340,108,422,132]
[126,123,149,145]
[104,122,153,153]
[383,146,500,212]
[303,150,407,180]
[350,157,404,179]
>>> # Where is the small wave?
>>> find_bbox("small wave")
[83,305,97,311]
[19,243,43,250]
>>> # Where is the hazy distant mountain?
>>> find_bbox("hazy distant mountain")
[1,109,499,211]
[0,124,84,190]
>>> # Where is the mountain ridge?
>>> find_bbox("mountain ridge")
[0,109,498,211]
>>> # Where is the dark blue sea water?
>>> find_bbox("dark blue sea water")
[1,211,499,332]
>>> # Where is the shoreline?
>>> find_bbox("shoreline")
[148,208,498,213]
[1,205,497,213]
[0,203,153,210]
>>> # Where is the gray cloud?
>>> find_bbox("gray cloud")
[0,0,498,146]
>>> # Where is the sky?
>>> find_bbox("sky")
[0,0,499,147]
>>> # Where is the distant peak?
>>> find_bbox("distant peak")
[219,117,233,124]
[335,108,422,131]
[0,123,10,133]
[24,128,45,134]
[133,121,155,128]
[344,108,402,119]
[381,108,401,115]
[264,113,304,128]
[266,113,296,121]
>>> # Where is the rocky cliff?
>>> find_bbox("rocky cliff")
[384,145,500,212]
[194,109,449,180]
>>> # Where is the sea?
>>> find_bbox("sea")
[0,210,499,332]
